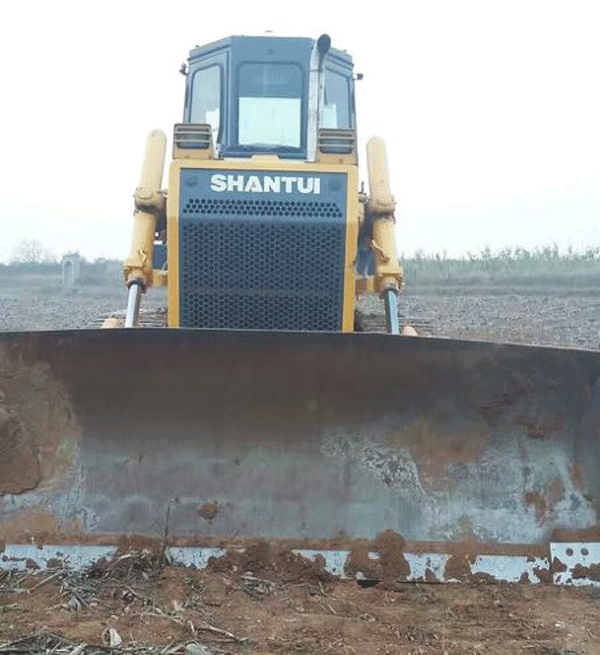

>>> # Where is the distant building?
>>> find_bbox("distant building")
[61,253,83,286]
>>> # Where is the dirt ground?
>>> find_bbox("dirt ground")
[1,554,600,655]
[2,284,600,351]
[0,284,167,333]
[2,284,600,653]
[364,292,600,351]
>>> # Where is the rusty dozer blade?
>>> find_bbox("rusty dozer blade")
[2,329,600,581]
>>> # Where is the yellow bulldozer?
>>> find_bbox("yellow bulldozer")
[1,34,600,585]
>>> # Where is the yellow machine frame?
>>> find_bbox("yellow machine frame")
[123,130,403,333]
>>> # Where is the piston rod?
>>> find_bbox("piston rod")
[125,283,142,328]
[384,288,400,334]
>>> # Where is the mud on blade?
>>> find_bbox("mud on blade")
[1,329,600,552]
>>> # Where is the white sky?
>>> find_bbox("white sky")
[1,0,599,262]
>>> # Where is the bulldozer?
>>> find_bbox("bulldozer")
[2,34,600,585]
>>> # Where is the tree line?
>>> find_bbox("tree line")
[6,239,600,287]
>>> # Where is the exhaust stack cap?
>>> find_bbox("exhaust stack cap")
[317,34,331,66]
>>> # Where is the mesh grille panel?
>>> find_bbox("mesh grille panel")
[180,197,346,331]
[183,198,344,219]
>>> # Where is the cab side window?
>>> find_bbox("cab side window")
[322,70,351,129]
[190,65,222,144]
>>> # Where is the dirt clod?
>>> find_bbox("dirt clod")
[345,530,409,581]
[444,554,472,581]
[198,501,218,520]
[533,566,553,583]
[207,541,333,583]
[571,562,600,582]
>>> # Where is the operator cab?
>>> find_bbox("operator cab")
[182,35,356,160]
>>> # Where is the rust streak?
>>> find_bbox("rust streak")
[386,418,490,489]
[568,464,585,493]
[524,491,547,522]
[550,526,600,542]
[0,509,83,544]
[517,418,564,440]
[548,478,566,505]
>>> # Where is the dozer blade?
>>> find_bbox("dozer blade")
[2,329,600,583]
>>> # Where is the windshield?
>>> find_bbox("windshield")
[237,63,303,149]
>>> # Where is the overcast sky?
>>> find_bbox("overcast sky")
[1,0,599,262]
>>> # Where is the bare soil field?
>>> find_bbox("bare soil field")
[0,284,167,332]
[2,282,600,653]
[1,554,600,654]
[367,292,600,350]
[2,283,600,351]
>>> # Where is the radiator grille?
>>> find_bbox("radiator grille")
[179,190,346,331]
[183,198,344,219]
